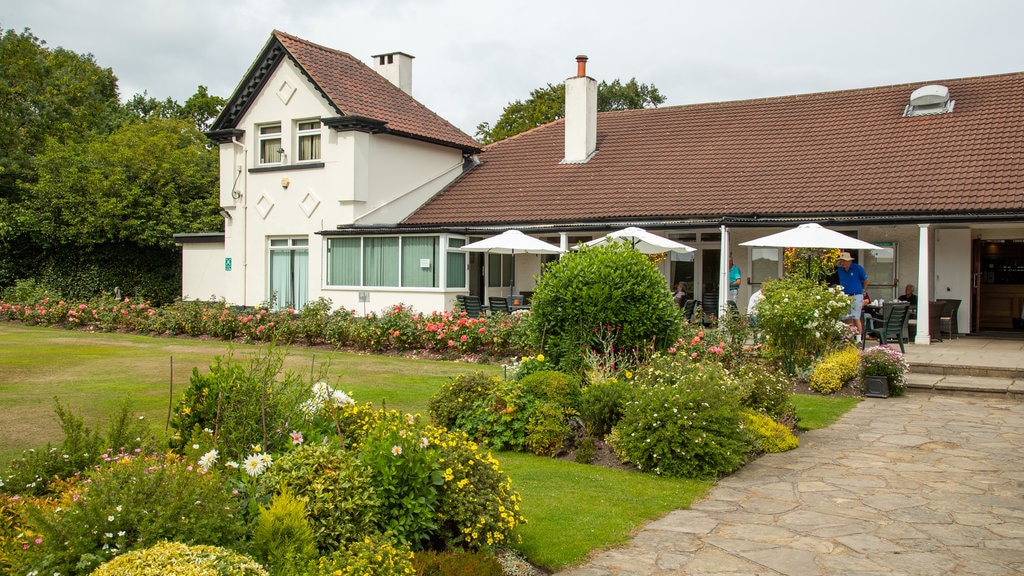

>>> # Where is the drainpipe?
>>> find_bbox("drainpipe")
[231,137,248,306]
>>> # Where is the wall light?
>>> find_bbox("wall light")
[281,177,290,189]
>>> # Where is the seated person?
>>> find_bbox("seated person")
[673,281,687,308]
[897,284,918,306]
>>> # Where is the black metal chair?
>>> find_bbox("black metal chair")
[937,299,961,340]
[701,291,718,325]
[681,299,698,322]
[457,295,484,319]
[862,302,912,353]
[488,296,512,314]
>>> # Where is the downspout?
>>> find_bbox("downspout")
[231,137,248,305]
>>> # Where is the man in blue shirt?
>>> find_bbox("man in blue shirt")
[837,252,869,338]
[728,256,741,303]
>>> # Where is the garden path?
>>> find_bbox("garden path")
[554,394,1024,575]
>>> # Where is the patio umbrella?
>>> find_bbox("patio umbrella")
[740,222,880,277]
[460,230,564,296]
[740,223,880,250]
[582,226,696,254]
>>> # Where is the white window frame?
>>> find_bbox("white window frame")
[296,119,321,162]
[325,235,466,290]
[258,123,283,166]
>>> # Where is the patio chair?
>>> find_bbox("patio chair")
[937,299,961,340]
[862,302,912,353]
[682,299,698,322]
[488,296,512,314]
[459,295,484,319]
[701,291,719,325]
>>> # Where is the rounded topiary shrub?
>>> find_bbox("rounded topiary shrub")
[89,541,267,576]
[528,243,681,375]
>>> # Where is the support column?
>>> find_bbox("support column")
[719,225,730,317]
[915,224,931,345]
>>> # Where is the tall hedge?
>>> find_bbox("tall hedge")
[528,242,680,374]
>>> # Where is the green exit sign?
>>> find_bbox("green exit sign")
[225,257,232,271]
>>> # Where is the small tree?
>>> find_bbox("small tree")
[528,242,680,375]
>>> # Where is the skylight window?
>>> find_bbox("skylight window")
[903,84,954,117]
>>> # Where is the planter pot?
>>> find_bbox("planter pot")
[864,375,890,398]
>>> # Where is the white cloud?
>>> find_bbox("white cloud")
[4,0,1022,136]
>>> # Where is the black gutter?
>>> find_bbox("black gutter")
[317,211,1024,237]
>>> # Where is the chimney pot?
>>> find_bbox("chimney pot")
[576,55,588,77]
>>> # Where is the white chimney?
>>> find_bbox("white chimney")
[372,52,414,95]
[563,55,597,164]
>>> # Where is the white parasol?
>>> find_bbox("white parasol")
[583,227,696,254]
[460,230,564,296]
[740,223,880,250]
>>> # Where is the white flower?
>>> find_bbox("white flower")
[331,389,354,407]
[198,449,218,470]
[243,454,266,477]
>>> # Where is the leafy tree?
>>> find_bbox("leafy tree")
[475,78,665,144]
[20,116,221,248]
[0,27,120,200]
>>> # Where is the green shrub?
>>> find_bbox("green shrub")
[89,541,267,576]
[809,346,860,394]
[524,402,573,456]
[16,453,246,576]
[427,372,501,431]
[413,549,504,576]
[504,354,553,381]
[168,345,312,461]
[733,363,796,420]
[609,355,755,479]
[252,489,318,573]
[528,243,681,375]
[357,414,442,549]
[578,377,630,436]
[742,410,799,453]
[432,428,525,550]
[574,435,596,464]
[756,276,852,373]
[257,443,379,553]
[2,397,154,496]
[517,370,580,408]
[304,536,416,576]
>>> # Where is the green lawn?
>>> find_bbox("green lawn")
[0,323,857,571]
[0,324,500,465]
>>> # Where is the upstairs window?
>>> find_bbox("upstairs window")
[259,123,283,165]
[297,120,321,162]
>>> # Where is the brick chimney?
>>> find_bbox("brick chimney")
[563,55,597,164]
[371,52,414,95]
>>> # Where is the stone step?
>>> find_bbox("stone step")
[910,362,1024,379]
[905,370,1023,399]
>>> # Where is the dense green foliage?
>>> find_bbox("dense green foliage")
[89,542,268,576]
[2,397,154,496]
[0,27,224,305]
[252,489,319,573]
[413,549,504,576]
[14,454,247,575]
[528,243,681,374]
[168,345,311,461]
[475,78,665,143]
[742,409,799,453]
[609,356,755,479]
[755,276,852,373]
[429,370,581,456]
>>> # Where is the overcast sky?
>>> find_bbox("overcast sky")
[4,0,1023,137]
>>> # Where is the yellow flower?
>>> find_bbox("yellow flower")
[536,354,545,362]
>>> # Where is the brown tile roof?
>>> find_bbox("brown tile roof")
[404,72,1024,226]
[212,31,479,152]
